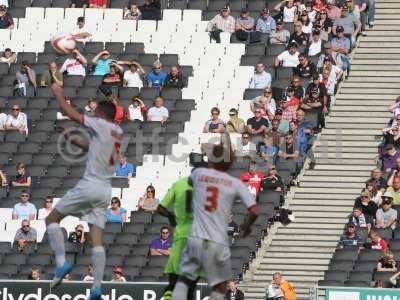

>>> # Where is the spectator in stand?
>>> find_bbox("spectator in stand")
[251,88,276,119]
[326,0,341,21]
[0,5,14,29]
[68,224,86,245]
[281,87,301,122]
[293,53,317,80]
[368,168,387,191]
[273,0,298,23]
[57,98,75,120]
[85,99,97,117]
[147,96,169,123]
[331,26,351,71]
[338,222,364,249]
[203,107,225,133]
[111,266,126,282]
[28,266,41,280]
[115,155,136,177]
[71,0,88,8]
[40,62,63,87]
[289,21,309,46]
[256,8,276,35]
[376,195,397,229]
[386,172,400,205]
[5,105,28,136]
[89,0,106,8]
[14,219,37,251]
[299,12,313,34]
[366,179,384,206]
[137,185,159,213]
[370,230,388,252]
[37,196,54,220]
[270,21,290,45]
[15,61,37,96]
[226,108,245,134]
[314,11,333,41]
[60,49,87,77]
[111,96,125,125]
[354,188,378,219]
[99,64,124,94]
[265,118,285,147]
[71,17,91,42]
[146,61,167,89]
[275,108,289,134]
[92,51,127,76]
[332,5,361,46]
[234,8,255,42]
[247,109,270,145]
[234,132,257,158]
[123,61,145,88]
[349,206,372,232]
[377,251,397,272]
[295,109,314,163]
[0,48,16,65]
[275,42,300,68]
[278,134,299,162]
[224,280,244,300]
[106,197,127,223]
[0,167,7,186]
[12,191,36,220]
[149,226,172,256]
[124,3,141,20]
[262,166,284,193]
[206,6,235,43]
[139,0,161,20]
[268,272,297,300]
[289,75,305,100]
[240,161,265,196]
[83,264,94,282]
[249,63,272,89]
[164,65,185,89]
[11,163,31,187]
[381,144,400,174]
[127,97,147,122]
[308,29,323,57]
[354,0,367,35]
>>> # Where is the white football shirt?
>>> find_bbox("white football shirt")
[190,167,256,246]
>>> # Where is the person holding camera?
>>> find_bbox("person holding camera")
[68,224,86,245]
[15,61,37,96]
[266,273,296,300]
[273,0,298,23]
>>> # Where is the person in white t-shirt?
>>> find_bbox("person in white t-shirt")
[71,17,92,42]
[0,108,7,130]
[147,96,169,123]
[60,49,87,77]
[275,42,300,67]
[5,104,28,135]
[123,61,145,88]
[128,97,147,122]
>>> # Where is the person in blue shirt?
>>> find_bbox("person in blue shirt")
[92,51,129,76]
[146,60,167,89]
[295,109,316,169]
[106,197,127,223]
[115,155,136,177]
[256,8,276,34]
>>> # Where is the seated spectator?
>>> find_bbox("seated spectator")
[149,226,172,256]
[331,26,351,71]
[275,109,289,134]
[147,96,169,123]
[278,134,299,161]
[139,0,161,20]
[366,179,384,206]
[14,219,37,251]
[5,105,28,136]
[354,188,378,218]
[377,251,397,272]
[127,97,147,122]
[249,63,272,89]
[0,5,14,29]
[146,61,167,89]
[28,266,41,280]
[71,0,88,8]
[289,22,309,46]
[206,6,235,43]
[234,132,257,158]
[302,74,328,129]
[247,109,270,144]
[92,51,126,76]
[106,197,127,223]
[89,0,106,8]
[235,8,255,42]
[60,49,87,77]
[226,108,245,134]
[251,88,276,118]
[258,139,279,164]
[0,48,16,65]
[71,17,91,42]
[37,196,54,220]
[376,195,397,229]
[265,118,285,146]
[370,230,388,252]
[83,264,94,282]
[0,167,6,186]
[262,165,284,192]
[293,53,317,80]
[326,0,341,21]
[111,266,126,282]
[124,3,141,20]
[240,161,265,196]
[289,75,305,100]
[299,12,313,34]
[85,98,97,117]
[99,64,124,96]
[68,224,86,245]
[281,87,301,122]
[338,222,364,249]
[275,42,300,68]
[314,12,332,41]
[163,65,185,89]
[295,109,314,156]
[273,0,297,23]
[256,8,276,35]
[57,98,75,120]
[138,185,159,212]
[349,206,372,231]
[270,21,290,44]
[225,280,244,300]
[40,62,63,87]
[12,163,31,187]
[268,272,297,300]
[203,107,225,133]
[111,96,125,124]
[15,62,37,96]
[332,4,361,46]
[115,155,136,177]
[123,61,145,88]
[368,168,387,191]
[12,190,36,220]
[308,29,323,57]
[381,145,400,175]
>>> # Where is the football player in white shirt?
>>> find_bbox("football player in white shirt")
[46,84,123,300]
[172,142,259,300]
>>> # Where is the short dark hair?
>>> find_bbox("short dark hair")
[111,197,121,206]
[160,226,169,233]
[77,16,85,23]
[97,100,116,120]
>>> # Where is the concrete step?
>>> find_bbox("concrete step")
[329,111,389,117]
[326,116,388,123]
[349,70,400,76]
[325,123,385,129]
[257,261,331,270]
[294,192,359,199]
[315,158,376,165]
[284,222,345,229]
[335,100,393,106]
[347,76,400,82]
[315,139,379,147]
[259,257,331,265]
[359,36,400,42]
[356,47,400,53]
[322,128,382,135]
[304,169,371,176]
[277,228,342,235]
[340,87,400,94]
[336,93,396,100]
[254,268,325,276]
[301,175,366,183]
[315,146,377,154]
[295,186,363,193]
[374,20,400,25]
[354,53,400,60]
[332,106,388,112]
[292,218,347,225]
[351,59,400,65]
[293,199,356,206]
[299,181,367,188]
[313,152,375,159]
[253,274,322,282]
[292,211,349,218]
[267,245,336,253]
[350,65,400,71]
[319,134,378,141]
[290,205,353,213]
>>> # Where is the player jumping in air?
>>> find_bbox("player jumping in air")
[172,143,260,300]
[46,84,123,300]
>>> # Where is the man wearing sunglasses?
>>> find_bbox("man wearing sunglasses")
[5,104,28,136]
[12,191,36,220]
[147,60,167,89]
[14,219,37,251]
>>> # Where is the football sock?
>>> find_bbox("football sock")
[210,291,224,300]
[172,281,188,300]
[91,246,106,289]
[47,223,66,268]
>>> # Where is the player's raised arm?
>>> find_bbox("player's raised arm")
[51,83,83,124]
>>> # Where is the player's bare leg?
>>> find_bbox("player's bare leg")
[88,224,106,300]
[46,210,71,288]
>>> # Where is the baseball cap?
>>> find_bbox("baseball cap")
[382,191,394,201]
[336,26,344,32]
[275,108,283,115]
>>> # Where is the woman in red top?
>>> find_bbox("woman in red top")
[312,0,326,12]
[370,231,388,252]
[111,97,125,125]
[89,0,107,8]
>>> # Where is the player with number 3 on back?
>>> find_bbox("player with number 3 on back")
[172,141,259,300]
[46,83,123,300]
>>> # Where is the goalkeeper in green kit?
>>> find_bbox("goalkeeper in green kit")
[157,176,196,300]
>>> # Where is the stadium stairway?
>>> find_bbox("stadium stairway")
[239,1,400,299]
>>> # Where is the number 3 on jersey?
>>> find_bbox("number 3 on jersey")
[205,186,219,212]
